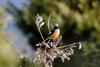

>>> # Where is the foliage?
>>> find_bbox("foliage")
[5,0,100,67]
[0,7,18,67]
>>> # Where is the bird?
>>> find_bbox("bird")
[36,24,60,48]
[45,24,60,42]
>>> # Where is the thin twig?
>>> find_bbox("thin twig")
[48,14,51,34]
[58,42,78,49]
[35,14,45,41]
[38,28,45,41]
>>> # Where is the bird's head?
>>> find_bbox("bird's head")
[54,24,59,29]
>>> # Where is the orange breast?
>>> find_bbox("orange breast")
[46,29,60,39]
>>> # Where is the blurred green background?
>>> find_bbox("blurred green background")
[0,0,100,67]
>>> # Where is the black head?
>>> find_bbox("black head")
[54,24,59,29]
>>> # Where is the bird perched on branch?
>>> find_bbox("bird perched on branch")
[45,24,60,42]
[36,24,61,48]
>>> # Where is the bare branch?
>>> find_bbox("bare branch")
[48,14,51,34]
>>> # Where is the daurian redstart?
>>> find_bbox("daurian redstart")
[45,24,60,42]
